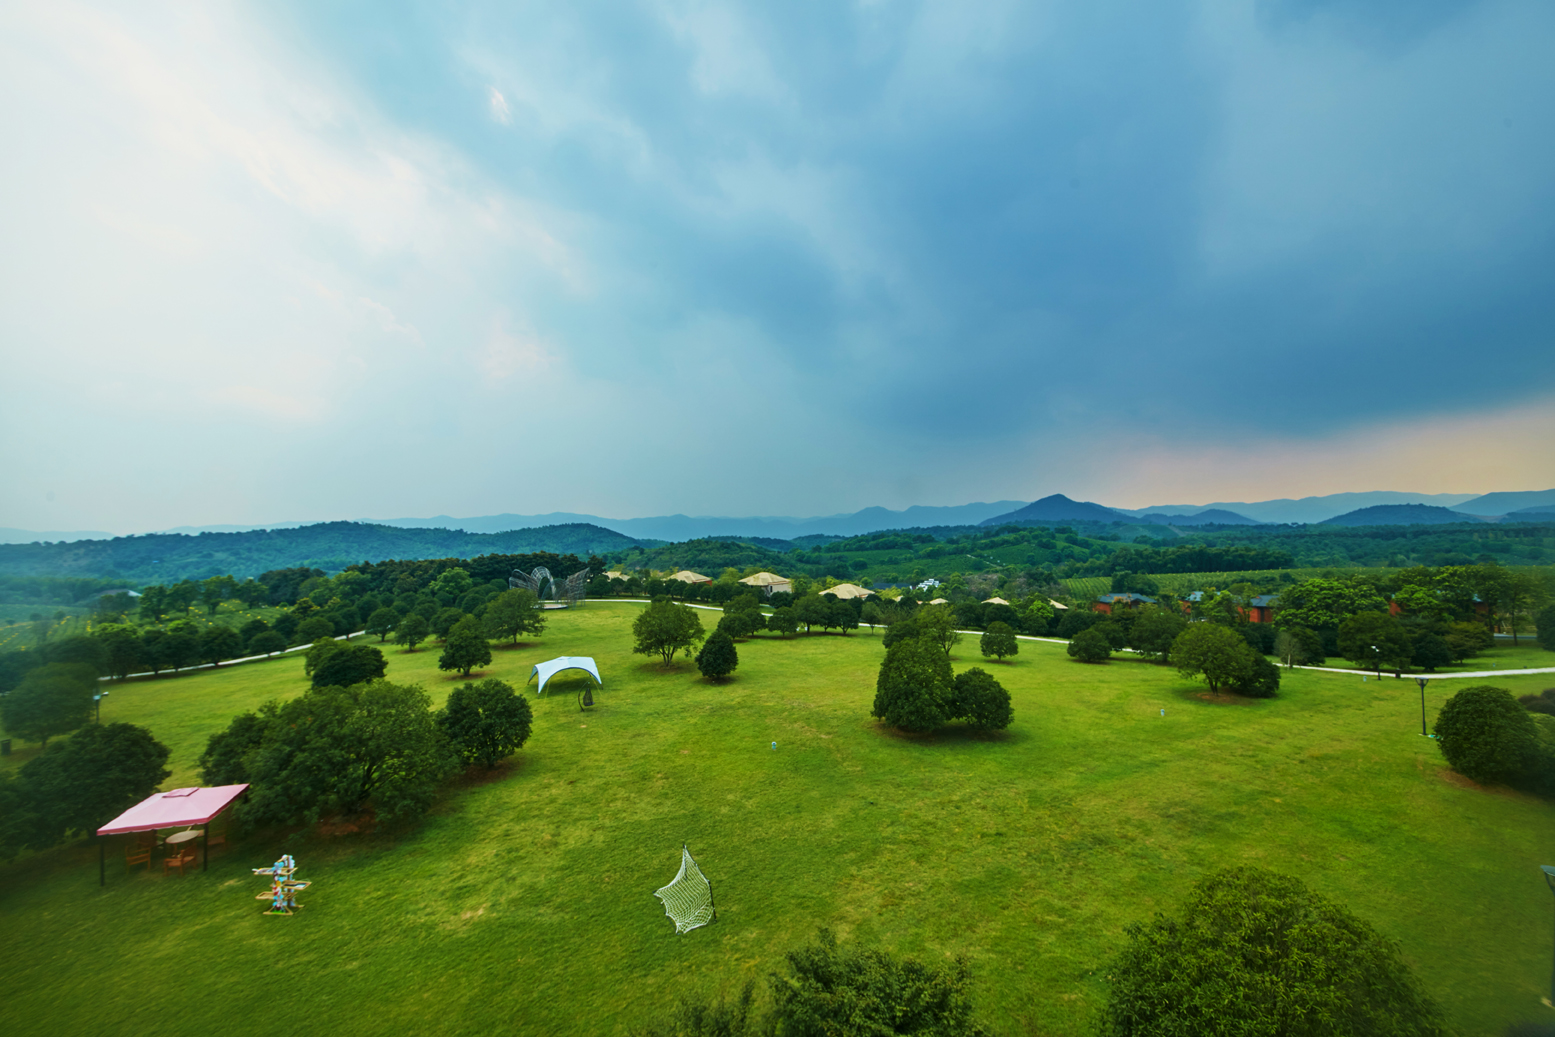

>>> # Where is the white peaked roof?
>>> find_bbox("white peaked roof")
[528,656,603,695]
[1050,599,1070,610]
[982,596,1011,605]
[669,570,712,583]
[823,583,874,599]
[739,571,790,587]
[928,597,951,605]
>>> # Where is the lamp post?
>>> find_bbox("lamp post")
[1543,866,1555,1004]
[1371,644,1381,679]
[93,690,109,723]
[1415,677,1428,737]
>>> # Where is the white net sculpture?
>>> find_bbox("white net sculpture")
[654,845,715,934]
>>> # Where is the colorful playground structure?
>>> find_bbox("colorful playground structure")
[252,854,312,916]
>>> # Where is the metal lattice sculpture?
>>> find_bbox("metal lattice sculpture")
[510,566,590,607]
[560,568,590,608]
[510,566,552,598]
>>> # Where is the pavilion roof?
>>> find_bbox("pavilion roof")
[96,784,249,836]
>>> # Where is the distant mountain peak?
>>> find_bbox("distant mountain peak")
[980,494,1125,526]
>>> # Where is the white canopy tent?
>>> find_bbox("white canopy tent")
[528,656,603,695]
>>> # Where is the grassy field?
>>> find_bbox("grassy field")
[2,602,1554,1035]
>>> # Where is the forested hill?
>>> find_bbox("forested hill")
[0,522,641,582]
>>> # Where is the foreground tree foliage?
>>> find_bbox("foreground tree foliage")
[633,597,707,666]
[311,644,388,689]
[951,668,1014,730]
[1,663,96,748]
[1434,684,1544,788]
[1171,624,1257,692]
[1103,867,1445,1037]
[19,723,172,850]
[873,636,955,732]
[437,678,532,769]
[203,680,456,827]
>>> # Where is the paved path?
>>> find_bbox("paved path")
[101,629,367,682]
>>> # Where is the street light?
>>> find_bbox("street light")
[1542,866,1555,1004]
[1371,644,1381,679]
[93,691,109,723]
[1415,677,1428,737]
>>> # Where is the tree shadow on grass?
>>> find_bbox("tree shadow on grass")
[871,721,1029,746]
[1166,685,1265,707]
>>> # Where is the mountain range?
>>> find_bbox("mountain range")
[3,489,1550,545]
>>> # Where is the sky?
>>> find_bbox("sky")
[2,0,1553,535]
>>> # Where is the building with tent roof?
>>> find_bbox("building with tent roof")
[739,571,792,594]
[823,583,874,600]
[669,570,712,584]
[982,596,1011,606]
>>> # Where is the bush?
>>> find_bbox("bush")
[952,668,1013,730]
[1102,867,1445,1037]
[438,678,532,769]
[696,630,739,681]
[1411,632,1452,673]
[979,621,1018,661]
[1520,688,1555,717]
[1434,684,1540,786]
[1236,654,1280,699]
[1068,627,1112,663]
[873,637,954,732]
[771,929,987,1037]
[1537,604,1555,652]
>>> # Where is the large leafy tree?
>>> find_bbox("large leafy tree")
[438,679,533,769]
[239,680,455,826]
[873,636,954,732]
[1129,608,1187,664]
[198,625,243,666]
[94,624,146,680]
[1068,627,1112,663]
[1434,684,1541,787]
[1273,578,1388,632]
[438,617,493,677]
[1,663,95,748]
[1171,624,1256,693]
[393,613,430,651]
[1537,604,1555,653]
[632,598,706,666]
[481,588,547,644]
[21,723,171,848]
[366,607,399,642]
[1336,612,1413,673]
[1102,867,1445,1036]
[313,645,388,689]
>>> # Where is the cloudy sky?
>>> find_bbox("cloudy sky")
[2,0,1553,534]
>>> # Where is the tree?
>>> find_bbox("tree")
[200,575,238,616]
[198,625,243,666]
[94,624,145,680]
[44,635,109,674]
[481,588,546,645]
[296,616,335,644]
[1274,626,1323,668]
[793,593,830,634]
[979,621,1019,662]
[1171,624,1256,692]
[439,617,493,677]
[770,929,987,1037]
[696,630,739,681]
[1273,577,1388,632]
[239,680,456,826]
[717,611,761,640]
[304,638,344,677]
[860,600,884,634]
[2,663,95,748]
[1102,867,1444,1037]
[197,711,271,786]
[20,723,171,848]
[632,598,706,666]
[873,637,954,732]
[312,645,388,689]
[1411,632,1453,673]
[885,606,962,656]
[1129,608,1187,663]
[432,607,467,642]
[393,613,430,651]
[767,607,799,638]
[158,629,202,672]
[366,607,399,642]
[1068,627,1112,663]
[1434,684,1540,786]
[438,679,533,769]
[1536,604,1555,653]
[952,668,1013,730]
[1443,620,1493,662]
[1337,612,1413,674]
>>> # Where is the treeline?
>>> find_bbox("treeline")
[1074,543,1295,576]
[0,576,134,607]
[0,522,638,582]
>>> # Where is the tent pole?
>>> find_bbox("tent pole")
[202,826,208,872]
[99,840,105,887]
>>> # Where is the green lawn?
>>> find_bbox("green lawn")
[2,602,1554,1035]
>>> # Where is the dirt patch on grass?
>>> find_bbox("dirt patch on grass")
[1191,690,1260,705]
[317,809,378,837]
[449,756,523,789]
[1435,768,1526,798]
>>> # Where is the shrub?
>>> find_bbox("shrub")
[695,630,739,681]
[1236,654,1280,699]
[1434,684,1540,786]
[1102,867,1445,1037]
[1520,688,1555,717]
[1537,604,1555,652]
[952,668,1013,730]
[1068,627,1112,663]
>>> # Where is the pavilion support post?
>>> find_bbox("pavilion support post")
[203,827,209,872]
[99,840,105,887]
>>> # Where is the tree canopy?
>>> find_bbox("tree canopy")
[439,617,493,677]
[1,663,95,748]
[1434,684,1542,787]
[438,678,533,769]
[695,630,739,681]
[20,723,171,848]
[632,598,706,666]
[873,636,955,733]
[1171,624,1257,692]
